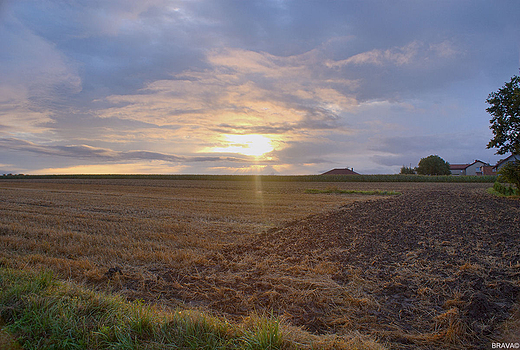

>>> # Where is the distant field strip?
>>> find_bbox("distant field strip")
[1,174,497,182]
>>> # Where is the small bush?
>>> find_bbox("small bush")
[492,181,519,196]
[498,160,520,190]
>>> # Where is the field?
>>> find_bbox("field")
[1,178,519,349]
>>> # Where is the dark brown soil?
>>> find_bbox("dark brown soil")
[123,184,520,349]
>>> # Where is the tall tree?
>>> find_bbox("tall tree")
[486,75,520,155]
[416,155,451,175]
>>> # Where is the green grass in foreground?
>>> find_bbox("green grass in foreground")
[305,188,401,196]
[0,268,287,350]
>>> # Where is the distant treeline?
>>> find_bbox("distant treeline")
[1,173,498,183]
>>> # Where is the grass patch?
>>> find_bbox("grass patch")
[305,188,401,196]
[0,268,291,350]
[488,181,520,197]
[0,268,388,349]
[487,188,520,198]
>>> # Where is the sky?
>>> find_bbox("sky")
[1,0,519,175]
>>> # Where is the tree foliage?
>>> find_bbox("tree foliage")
[416,155,451,175]
[498,159,520,190]
[486,75,520,155]
[400,166,415,174]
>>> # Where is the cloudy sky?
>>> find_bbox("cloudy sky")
[1,0,519,175]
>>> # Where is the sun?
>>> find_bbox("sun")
[211,134,275,157]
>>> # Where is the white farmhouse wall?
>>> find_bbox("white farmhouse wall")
[465,161,487,176]
[450,168,465,176]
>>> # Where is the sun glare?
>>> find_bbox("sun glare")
[211,134,275,157]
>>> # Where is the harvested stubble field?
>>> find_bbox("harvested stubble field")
[1,179,519,349]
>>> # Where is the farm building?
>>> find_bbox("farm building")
[466,160,492,176]
[449,160,494,176]
[482,165,496,175]
[321,168,359,175]
[449,164,468,176]
[494,154,520,171]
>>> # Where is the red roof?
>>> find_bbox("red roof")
[450,164,469,170]
[321,168,359,175]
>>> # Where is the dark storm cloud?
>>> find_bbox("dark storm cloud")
[182,0,354,56]
[6,0,520,101]
[6,1,209,100]
[317,1,520,102]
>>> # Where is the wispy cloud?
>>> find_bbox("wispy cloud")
[327,41,460,68]
[0,138,251,163]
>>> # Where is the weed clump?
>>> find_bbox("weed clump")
[491,181,519,196]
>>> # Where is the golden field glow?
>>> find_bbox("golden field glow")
[209,134,275,157]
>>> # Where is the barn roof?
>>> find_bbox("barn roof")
[321,168,359,175]
[451,160,490,170]
[494,154,520,169]
[449,164,469,170]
